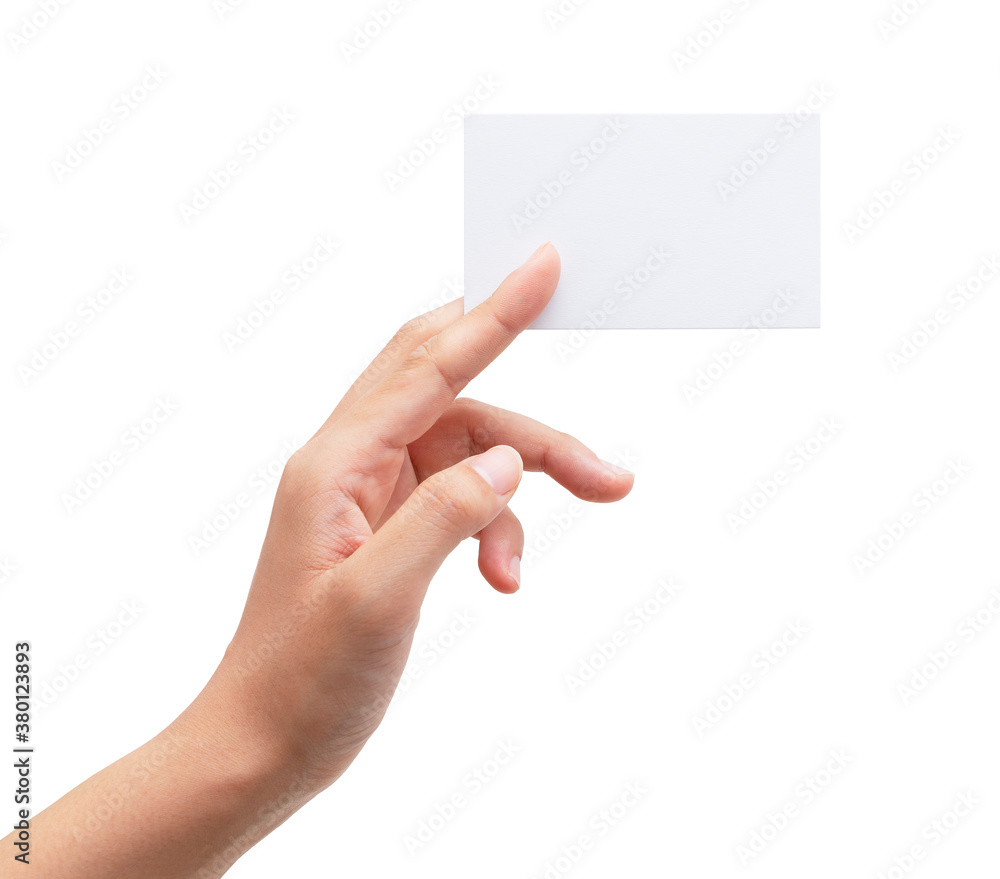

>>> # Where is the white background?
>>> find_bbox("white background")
[2,0,998,877]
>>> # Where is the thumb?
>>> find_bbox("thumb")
[349,445,523,609]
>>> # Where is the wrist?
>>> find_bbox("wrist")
[189,647,346,805]
[183,664,315,802]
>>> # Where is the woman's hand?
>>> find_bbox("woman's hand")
[9,242,633,879]
[207,241,633,789]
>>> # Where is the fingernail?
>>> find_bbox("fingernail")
[601,458,633,476]
[508,555,521,591]
[470,445,523,494]
[527,241,551,262]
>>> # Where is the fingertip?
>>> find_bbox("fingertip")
[609,465,635,501]
[612,470,635,500]
[523,241,560,285]
[487,243,561,328]
[477,549,520,594]
[574,457,636,503]
[528,240,559,264]
[469,444,523,496]
[508,555,521,592]
[477,508,524,593]
[599,458,632,477]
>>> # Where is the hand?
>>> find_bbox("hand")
[207,241,634,789]
[10,242,634,879]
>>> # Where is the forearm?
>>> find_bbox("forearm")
[2,669,319,879]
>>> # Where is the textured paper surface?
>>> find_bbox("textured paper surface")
[464,114,820,329]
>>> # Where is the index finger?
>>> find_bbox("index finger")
[343,242,560,449]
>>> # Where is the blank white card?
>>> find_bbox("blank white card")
[464,114,820,329]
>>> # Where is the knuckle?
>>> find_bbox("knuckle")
[416,472,487,533]
[414,340,465,395]
[477,410,510,450]
[554,428,576,452]
[340,583,422,654]
[276,447,345,511]
[278,448,313,494]
[368,319,424,379]
[486,303,520,340]
[392,316,424,346]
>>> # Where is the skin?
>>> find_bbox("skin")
[3,243,633,878]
